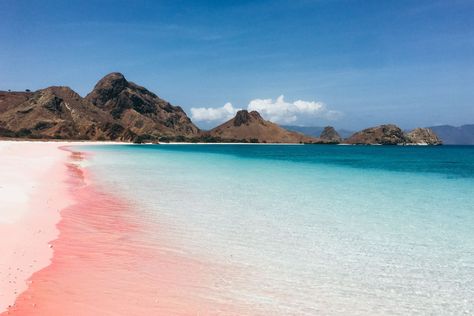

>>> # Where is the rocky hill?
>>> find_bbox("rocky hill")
[405,128,442,145]
[0,86,135,140]
[319,126,342,143]
[85,73,199,140]
[282,125,353,139]
[344,125,442,145]
[207,110,318,143]
[344,124,405,145]
[0,73,200,141]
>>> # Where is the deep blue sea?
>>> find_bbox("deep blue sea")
[80,144,474,315]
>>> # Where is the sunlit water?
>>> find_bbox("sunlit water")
[81,144,474,315]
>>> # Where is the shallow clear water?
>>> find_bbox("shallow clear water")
[80,144,474,315]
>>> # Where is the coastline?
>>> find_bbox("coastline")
[1,140,239,315]
[0,141,71,312]
[0,141,124,313]
[0,138,448,146]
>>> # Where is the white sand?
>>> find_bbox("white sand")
[0,142,52,223]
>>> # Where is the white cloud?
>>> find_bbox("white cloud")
[247,95,343,125]
[190,102,240,122]
[191,95,342,125]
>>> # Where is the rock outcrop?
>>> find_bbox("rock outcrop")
[344,124,442,145]
[405,128,442,145]
[319,126,342,143]
[207,110,317,143]
[0,73,201,141]
[344,124,406,145]
[85,73,199,139]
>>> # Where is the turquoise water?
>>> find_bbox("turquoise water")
[80,144,474,315]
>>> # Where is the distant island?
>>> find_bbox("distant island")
[285,125,474,145]
[0,72,445,145]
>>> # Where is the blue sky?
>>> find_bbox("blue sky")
[1,0,473,130]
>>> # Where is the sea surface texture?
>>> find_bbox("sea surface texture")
[82,144,474,315]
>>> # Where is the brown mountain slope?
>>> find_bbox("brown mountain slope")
[85,73,199,139]
[208,110,318,143]
[0,91,34,114]
[0,86,135,140]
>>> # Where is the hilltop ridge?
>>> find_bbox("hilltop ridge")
[0,73,444,145]
[206,110,318,143]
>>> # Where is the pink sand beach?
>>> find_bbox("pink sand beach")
[0,141,70,312]
[0,141,243,315]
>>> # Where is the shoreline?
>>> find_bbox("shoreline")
[1,138,454,146]
[0,141,125,313]
[0,141,71,312]
[1,141,239,315]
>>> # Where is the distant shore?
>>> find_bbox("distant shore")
[0,138,451,146]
